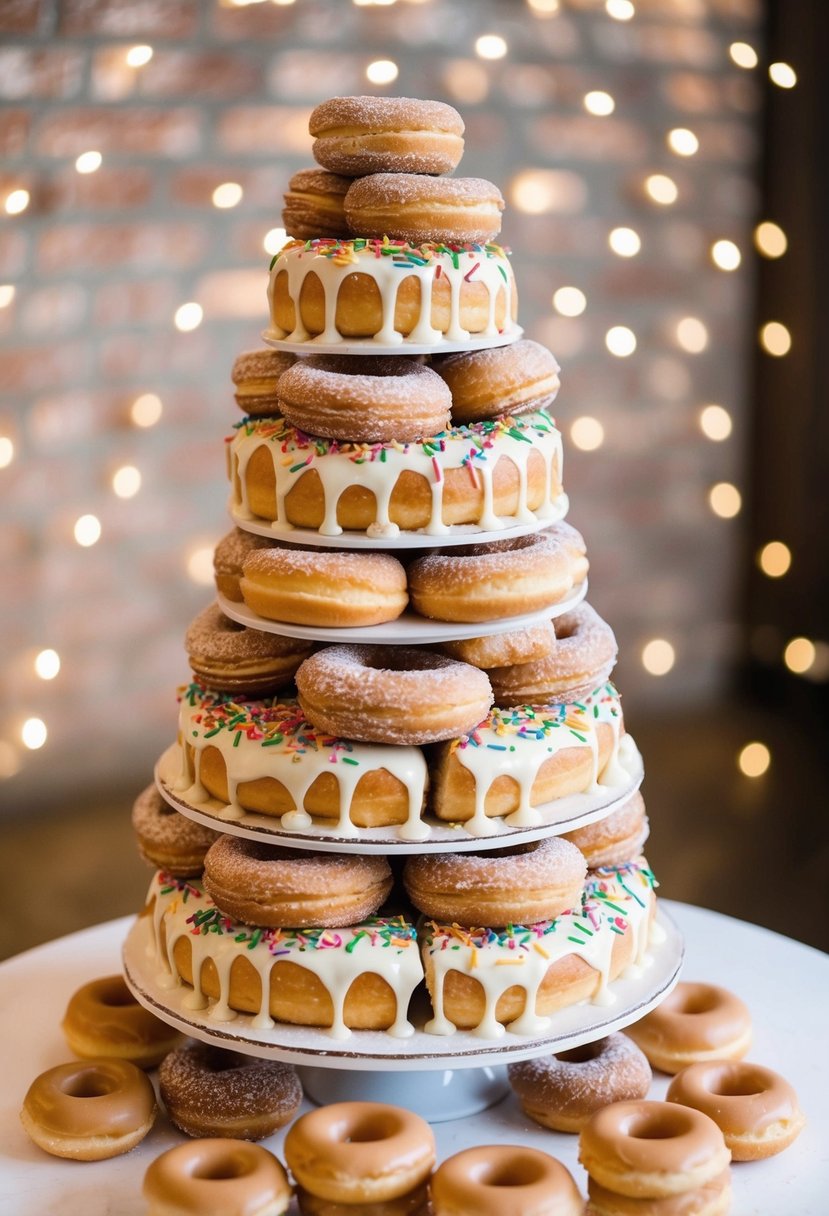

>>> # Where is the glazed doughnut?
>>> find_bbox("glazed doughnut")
[564,790,650,869]
[61,972,181,1068]
[430,1145,583,1216]
[507,1034,652,1133]
[131,781,220,876]
[240,545,408,628]
[232,348,295,417]
[159,1041,302,1140]
[624,982,753,1074]
[407,531,574,624]
[20,1058,157,1161]
[277,355,451,444]
[295,645,493,745]
[578,1100,731,1199]
[144,1139,291,1216]
[441,620,557,669]
[283,167,351,240]
[203,835,393,928]
[435,339,561,424]
[403,835,587,928]
[489,603,618,707]
[586,1170,731,1216]
[296,1188,429,1216]
[344,173,504,245]
[185,603,312,697]
[667,1060,805,1161]
[284,1101,435,1205]
[309,95,464,176]
[214,527,277,603]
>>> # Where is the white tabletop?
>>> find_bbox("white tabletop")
[1,902,827,1215]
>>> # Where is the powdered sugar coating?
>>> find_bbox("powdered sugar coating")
[508,1033,652,1127]
[345,174,504,244]
[565,790,650,868]
[185,603,307,665]
[309,96,464,138]
[131,783,219,875]
[406,835,585,895]
[310,96,465,176]
[434,339,561,424]
[489,602,618,706]
[244,545,406,589]
[441,621,557,670]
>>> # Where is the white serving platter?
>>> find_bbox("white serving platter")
[261,325,523,358]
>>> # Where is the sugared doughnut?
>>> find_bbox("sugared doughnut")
[508,1034,652,1133]
[203,835,393,928]
[132,781,220,876]
[407,531,574,624]
[547,519,589,587]
[240,545,408,628]
[61,973,181,1068]
[283,167,351,240]
[625,983,753,1074]
[667,1060,805,1161]
[578,1100,731,1199]
[20,1058,157,1161]
[295,644,493,745]
[441,620,557,669]
[564,791,650,869]
[345,173,504,245]
[586,1170,731,1216]
[214,527,277,603]
[309,95,464,176]
[185,603,312,697]
[277,355,451,444]
[403,835,587,928]
[489,603,618,706]
[159,1042,302,1140]
[144,1139,291,1216]
[285,1101,435,1206]
[232,348,296,417]
[430,1145,583,1216]
[435,339,561,424]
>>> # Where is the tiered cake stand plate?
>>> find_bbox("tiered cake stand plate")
[261,326,524,357]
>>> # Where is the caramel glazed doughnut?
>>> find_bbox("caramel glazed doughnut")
[310,95,465,176]
[430,1145,583,1216]
[144,1140,291,1216]
[62,972,181,1069]
[624,981,753,1074]
[185,602,312,697]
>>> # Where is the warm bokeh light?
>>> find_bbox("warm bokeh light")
[75,150,102,174]
[187,544,215,586]
[475,34,507,59]
[667,128,698,156]
[584,90,615,116]
[74,514,102,547]
[0,285,15,308]
[738,742,770,778]
[699,404,732,441]
[5,188,30,215]
[510,169,586,215]
[606,326,637,357]
[366,60,399,85]
[608,226,641,257]
[34,649,61,681]
[784,637,815,674]
[708,482,741,518]
[527,0,560,13]
[644,174,678,205]
[264,226,288,254]
[174,302,203,332]
[126,44,153,66]
[754,221,787,258]
[729,41,758,69]
[552,286,586,317]
[769,61,797,89]
[759,321,791,356]
[21,718,48,751]
[0,740,19,780]
[570,417,605,451]
[0,436,14,468]
[605,0,634,19]
[112,465,142,499]
[641,639,676,676]
[131,393,163,428]
[212,182,243,209]
[711,239,741,271]
[676,316,708,353]
[757,541,792,578]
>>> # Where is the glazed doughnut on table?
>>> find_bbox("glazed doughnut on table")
[488,602,618,706]
[20,1058,157,1161]
[507,1033,652,1133]
[214,527,277,603]
[441,619,557,669]
[143,1139,291,1216]
[159,1041,302,1140]
[241,544,408,628]
[61,972,181,1068]
[586,1170,732,1216]
[624,982,753,1074]
[564,790,650,869]
[283,167,351,240]
[284,1101,435,1206]
[309,95,464,176]
[667,1060,805,1161]
[232,348,295,417]
[435,339,561,424]
[295,644,493,745]
[430,1145,583,1216]
[345,173,504,245]
[403,835,587,927]
[131,781,220,876]
[276,355,452,444]
[185,604,312,697]
[203,835,393,928]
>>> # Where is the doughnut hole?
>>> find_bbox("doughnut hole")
[670,986,722,1016]
[61,1068,121,1099]
[475,1155,548,1188]
[94,978,135,1008]
[336,1109,399,1145]
[624,1108,693,1141]
[556,1040,605,1065]
[701,1065,767,1097]
[191,1149,256,1181]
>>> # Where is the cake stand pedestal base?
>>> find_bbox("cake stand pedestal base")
[297,1064,509,1122]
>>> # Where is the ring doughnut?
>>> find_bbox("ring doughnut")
[143,1139,291,1216]
[20,1058,157,1161]
[214,527,277,603]
[132,782,220,876]
[159,1041,302,1140]
[430,1145,583,1216]
[578,1100,731,1199]
[61,973,181,1068]
[283,167,351,240]
[507,1033,652,1133]
[277,355,451,444]
[296,1188,429,1216]
[546,519,589,587]
[435,339,561,424]
[203,835,393,928]
[284,1101,435,1206]
[564,791,650,869]
[232,348,295,417]
[667,1060,805,1161]
[309,95,464,176]
[344,173,504,245]
[442,620,557,669]
[624,982,753,1074]
[489,603,618,706]
[295,645,493,745]
[403,835,587,927]
[586,1170,731,1216]
[185,604,313,697]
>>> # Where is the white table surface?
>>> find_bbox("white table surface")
[1,901,827,1215]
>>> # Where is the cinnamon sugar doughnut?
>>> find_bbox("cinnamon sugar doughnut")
[310,95,464,176]
[203,835,393,928]
[232,348,295,417]
[489,602,618,706]
[345,173,504,245]
[564,791,650,869]
[441,620,557,669]
[283,167,351,240]
[213,527,277,603]
[295,645,493,745]
[144,1139,291,1216]
[546,519,589,587]
[403,835,586,927]
[625,982,753,1075]
[131,782,220,876]
[185,604,312,697]
[435,339,561,424]
[61,973,181,1069]
[586,1170,731,1216]
[159,1041,302,1140]
[508,1034,652,1133]
[430,1145,583,1216]
[277,355,451,444]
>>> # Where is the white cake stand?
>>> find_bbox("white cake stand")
[261,325,524,358]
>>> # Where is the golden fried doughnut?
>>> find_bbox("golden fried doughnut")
[213,527,278,603]
[143,1139,291,1216]
[435,339,561,424]
[546,519,589,586]
[586,1170,731,1216]
[131,781,220,877]
[283,167,351,240]
[345,173,504,245]
[61,973,181,1069]
[441,620,557,669]
[232,348,296,417]
[430,1145,583,1216]
[310,95,464,176]
[489,602,618,706]
[564,791,650,869]
[185,603,312,697]
[625,982,753,1075]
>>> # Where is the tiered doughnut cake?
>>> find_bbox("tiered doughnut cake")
[123,96,682,1085]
